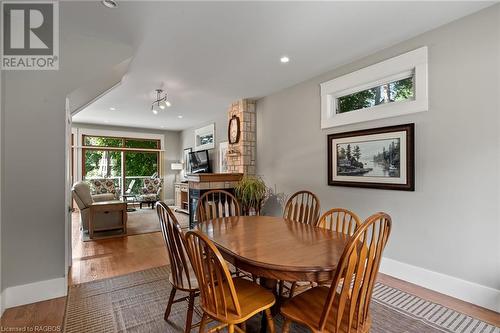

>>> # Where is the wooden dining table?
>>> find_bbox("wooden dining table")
[196,215,349,332]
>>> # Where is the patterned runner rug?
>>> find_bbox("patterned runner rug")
[63,266,499,333]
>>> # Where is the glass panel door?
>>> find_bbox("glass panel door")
[124,151,159,195]
[83,149,123,190]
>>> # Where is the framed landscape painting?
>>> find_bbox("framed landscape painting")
[328,123,414,191]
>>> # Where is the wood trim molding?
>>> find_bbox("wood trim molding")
[0,290,4,317]
[2,277,67,310]
[380,257,500,313]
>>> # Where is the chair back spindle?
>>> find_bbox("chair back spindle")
[283,190,320,225]
[317,208,361,236]
[185,230,241,320]
[197,190,240,222]
[156,202,195,290]
[319,212,392,332]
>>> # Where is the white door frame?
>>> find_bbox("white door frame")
[64,98,72,273]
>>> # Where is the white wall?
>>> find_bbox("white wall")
[257,5,500,310]
[0,58,3,316]
[179,112,227,173]
[1,11,134,308]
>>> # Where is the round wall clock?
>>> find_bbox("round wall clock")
[228,115,241,144]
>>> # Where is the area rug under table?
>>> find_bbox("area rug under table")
[63,266,499,333]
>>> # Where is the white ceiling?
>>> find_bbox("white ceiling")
[71,1,493,131]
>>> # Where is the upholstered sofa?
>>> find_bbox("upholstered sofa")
[88,179,120,202]
[72,181,127,238]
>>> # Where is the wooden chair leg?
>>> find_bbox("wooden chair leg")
[164,287,177,321]
[282,318,291,333]
[185,291,196,333]
[228,324,235,333]
[199,312,208,333]
[278,281,284,298]
[264,309,275,333]
[289,282,297,298]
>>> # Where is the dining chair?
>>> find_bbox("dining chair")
[196,190,241,223]
[185,230,276,333]
[283,190,321,225]
[280,190,321,297]
[284,208,362,297]
[316,208,361,236]
[156,202,199,333]
[196,189,254,281]
[280,212,392,333]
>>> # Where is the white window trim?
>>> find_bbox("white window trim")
[321,46,428,129]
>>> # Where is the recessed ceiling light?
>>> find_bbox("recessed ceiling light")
[101,0,118,8]
[280,56,290,63]
[109,107,116,111]
[177,115,183,119]
[104,120,109,123]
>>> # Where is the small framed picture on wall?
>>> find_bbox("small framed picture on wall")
[328,123,415,191]
[219,141,229,173]
[183,147,192,174]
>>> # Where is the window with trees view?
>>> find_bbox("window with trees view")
[337,76,414,114]
[320,46,428,128]
[82,135,161,195]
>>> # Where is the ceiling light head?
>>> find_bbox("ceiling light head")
[109,107,116,111]
[177,115,183,119]
[151,88,172,114]
[280,56,290,63]
[102,0,118,8]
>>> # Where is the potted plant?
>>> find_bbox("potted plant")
[234,175,267,215]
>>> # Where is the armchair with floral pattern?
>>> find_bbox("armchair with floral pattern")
[138,177,162,208]
[88,179,120,201]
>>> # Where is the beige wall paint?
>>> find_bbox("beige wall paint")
[72,123,181,203]
[1,26,133,289]
[0,59,3,313]
[257,5,500,290]
[179,112,227,173]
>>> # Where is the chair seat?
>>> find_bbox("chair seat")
[281,286,371,333]
[92,193,116,202]
[205,277,275,324]
[169,268,199,291]
[139,193,158,201]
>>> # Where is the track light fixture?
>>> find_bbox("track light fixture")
[151,89,171,115]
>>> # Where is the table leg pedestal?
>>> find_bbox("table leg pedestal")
[259,278,278,333]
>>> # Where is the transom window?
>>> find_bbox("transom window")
[337,75,414,114]
[320,46,428,128]
[83,135,160,149]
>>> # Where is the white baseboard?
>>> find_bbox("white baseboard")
[380,257,500,313]
[3,277,67,310]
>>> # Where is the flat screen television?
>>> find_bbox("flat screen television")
[189,150,211,174]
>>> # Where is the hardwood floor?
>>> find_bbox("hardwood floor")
[1,212,499,331]
[70,211,168,285]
